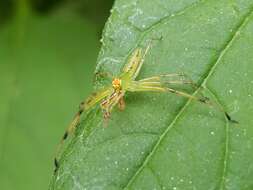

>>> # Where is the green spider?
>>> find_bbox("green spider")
[54,41,237,172]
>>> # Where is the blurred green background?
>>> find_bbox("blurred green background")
[0,0,114,189]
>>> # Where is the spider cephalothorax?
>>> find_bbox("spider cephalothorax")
[112,78,122,91]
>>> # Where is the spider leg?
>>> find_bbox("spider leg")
[54,106,83,172]
[122,39,161,80]
[54,87,113,172]
[131,42,152,79]
[128,81,237,123]
[122,47,145,80]
[139,73,198,89]
[118,96,126,111]
[100,91,124,127]
[128,81,208,102]
[138,74,213,105]
[84,88,114,110]
[138,73,186,82]
[100,92,117,123]
[138,80,195,86]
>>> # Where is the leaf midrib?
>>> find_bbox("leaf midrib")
[123,5,253,190]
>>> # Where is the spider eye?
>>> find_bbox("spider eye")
[112,78,121,89]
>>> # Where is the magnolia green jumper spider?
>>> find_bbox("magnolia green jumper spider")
[54,41,237,172]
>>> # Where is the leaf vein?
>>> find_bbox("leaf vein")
[123,5,253,189]
[215,8,253,190]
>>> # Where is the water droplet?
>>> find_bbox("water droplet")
[229,89,233,94]
[173,187,177,190]
[210,131,215,135]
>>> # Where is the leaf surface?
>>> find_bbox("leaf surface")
[50,1,253,189]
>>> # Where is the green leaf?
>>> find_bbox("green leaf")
[50,0,253,189]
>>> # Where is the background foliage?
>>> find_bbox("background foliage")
[0,0,114,190]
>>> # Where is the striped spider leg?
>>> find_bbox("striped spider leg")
[54,41,237,172]
[127,77,238,125]
[54,87,113,171]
